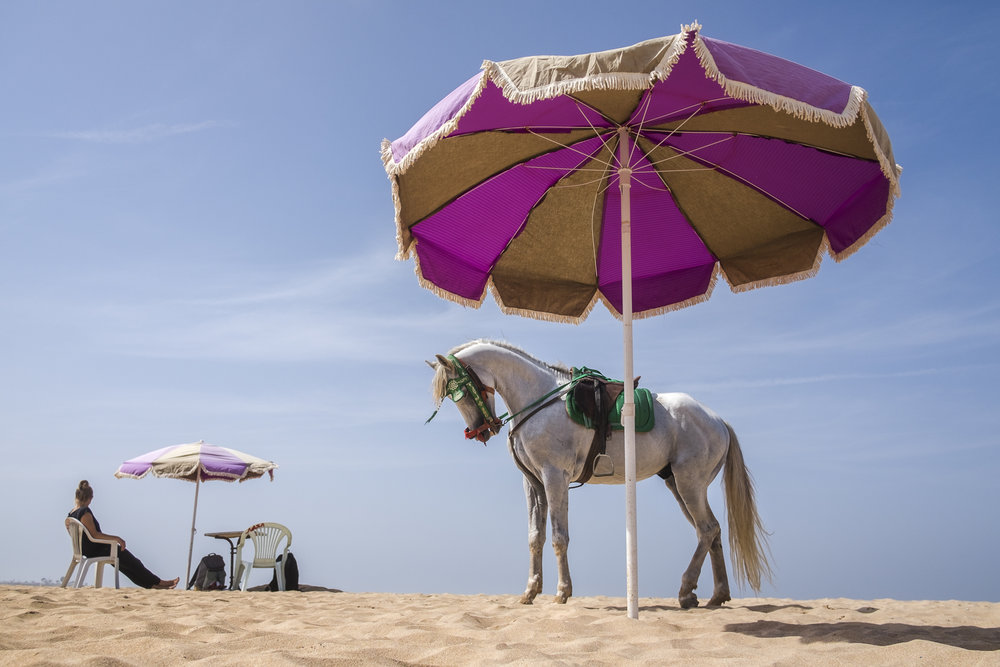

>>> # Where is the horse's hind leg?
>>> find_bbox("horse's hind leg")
[665,473,730,608]
[520,474,547,605]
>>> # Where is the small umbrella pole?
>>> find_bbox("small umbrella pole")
[186,475,201,588]
[618,128,639,620]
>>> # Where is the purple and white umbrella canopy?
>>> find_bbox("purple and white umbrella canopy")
[383,22,900,617]
[115,441,277,483]
[115,441,277,586]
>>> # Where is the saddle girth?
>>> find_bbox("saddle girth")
[573,376,611,485]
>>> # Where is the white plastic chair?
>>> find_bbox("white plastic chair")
[62,517,121,589]
[233,522,292,591]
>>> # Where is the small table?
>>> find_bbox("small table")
[204,530,244,590]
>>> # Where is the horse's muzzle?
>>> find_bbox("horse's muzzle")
[464,420,500,444]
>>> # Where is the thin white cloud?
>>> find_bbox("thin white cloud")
[776,304,1000,354]
[180,252,401,307]
[0,154,87,196]
[665,300,1000,360]
[682,365,983,393]
[86,252,466,363]
[102,303,467,364]
[45,121,224,144]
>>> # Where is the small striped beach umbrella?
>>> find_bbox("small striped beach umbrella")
[115,440,278,587]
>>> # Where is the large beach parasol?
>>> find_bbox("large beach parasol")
[115,440,278,587]
[382,22,900,617]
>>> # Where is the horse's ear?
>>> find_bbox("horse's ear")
[435,354,453,370]
[425,359,437,369]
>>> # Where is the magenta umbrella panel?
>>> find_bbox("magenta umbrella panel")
[382,22,901,322]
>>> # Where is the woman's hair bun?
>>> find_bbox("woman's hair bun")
[75,480,94,502]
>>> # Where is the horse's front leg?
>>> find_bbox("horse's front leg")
[541,467,572,604]
[521,474,547,605]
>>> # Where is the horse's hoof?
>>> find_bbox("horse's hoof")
[519,597,534,605]
[554,594,568,604]
[679,594,699,609]
[706,595,730,607]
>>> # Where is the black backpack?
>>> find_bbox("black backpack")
[188,553,227,590]
[268,552,299,591]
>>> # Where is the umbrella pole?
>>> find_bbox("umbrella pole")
[186,476,201,588]
[618,128,639,620]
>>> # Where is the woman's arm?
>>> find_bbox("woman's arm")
[79,510,126,551]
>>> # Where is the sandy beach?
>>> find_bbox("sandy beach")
[1,585,998,665]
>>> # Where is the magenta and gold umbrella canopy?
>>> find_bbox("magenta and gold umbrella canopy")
[382,22,900,322]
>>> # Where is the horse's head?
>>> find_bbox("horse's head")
[428,353,501,444]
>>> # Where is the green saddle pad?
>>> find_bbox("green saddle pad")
[610,388,656,433]
[565,370,656,433]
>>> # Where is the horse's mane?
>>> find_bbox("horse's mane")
[431,339,570,406]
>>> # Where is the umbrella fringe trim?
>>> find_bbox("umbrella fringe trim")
[112,471,149,480]
[116,468,267,483]
[830,203,895,263]
[383,21,891,175]
[385,167,412,261]
[690,33,865,129]
[496,303,590,325]
[860,105,903,198]
[381,73,493,179]
[630,291,714,320]
[481,25,693,106]
[493,283,597,324]
[418,276,485,310]
[493,264,724,323]
[408,248,732,322]
[726,245,824,294]
[383,74,493,260]
[115,449,277,483]
[486,67,651,102]
[629,269,720,320]
[383,24,695,181]
[411,249,490,309]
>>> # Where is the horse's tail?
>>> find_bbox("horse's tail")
[722,422,773,592]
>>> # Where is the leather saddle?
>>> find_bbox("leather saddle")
[567,368,640,485]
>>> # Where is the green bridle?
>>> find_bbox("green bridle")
[428,355,584,444]
[430,355,503,442]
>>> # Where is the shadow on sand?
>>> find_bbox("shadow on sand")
[724,620,1000,652]
[593,601,999,651]
[596,602,815,614]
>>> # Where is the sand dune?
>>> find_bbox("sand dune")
[1,585,997,665]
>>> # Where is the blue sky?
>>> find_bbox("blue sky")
[3,1,998,602]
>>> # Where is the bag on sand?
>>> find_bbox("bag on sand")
[188,553,227,590]
[268,552,299,591]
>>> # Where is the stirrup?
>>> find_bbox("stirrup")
[592,453,614,477]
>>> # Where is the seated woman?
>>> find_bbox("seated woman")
[68,480,179,590]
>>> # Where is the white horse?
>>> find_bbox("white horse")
[428,339,771,608]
